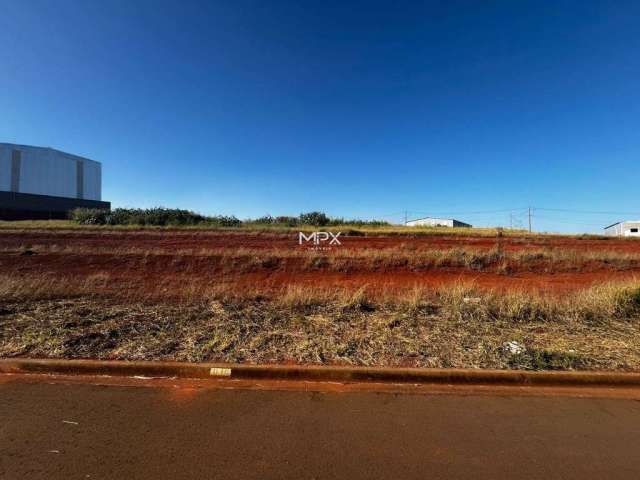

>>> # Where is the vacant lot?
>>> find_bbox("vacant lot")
[1,225,640,370]
[2,227,640,295]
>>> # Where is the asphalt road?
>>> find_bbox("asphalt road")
[2,376,640,479]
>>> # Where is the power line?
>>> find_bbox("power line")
[370,205,639,232]
[535,207,640,216]
[408,207,528,216]
[399,206,639,217]
[532,216,607,227]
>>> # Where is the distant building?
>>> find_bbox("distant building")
[604,221,640,237]
[0,143,110,219]
[405,217,472,228]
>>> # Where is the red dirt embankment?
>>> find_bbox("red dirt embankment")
[1,229,640,296]
[3,229,640,252]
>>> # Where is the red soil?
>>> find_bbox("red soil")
[3,229,640,252]
[1,229,640,296]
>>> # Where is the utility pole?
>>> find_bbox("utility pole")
[509,213,513,230]
[528,207,532,233]
[404,210,408,225]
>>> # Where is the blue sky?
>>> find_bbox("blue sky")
[1,0,639,232]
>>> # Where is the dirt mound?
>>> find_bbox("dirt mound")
[1,229,640,299]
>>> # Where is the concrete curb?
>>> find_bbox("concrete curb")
[2,358,640,387]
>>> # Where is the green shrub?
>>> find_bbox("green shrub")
[71,208,387,229]
[208,215,242,227]
[250,213,389,227]
[70,208,239,227]
[299,211,330,226]
[69,208,109,225]
[253,215,275,224]
[275,216,299,226]
[327,218,390,227]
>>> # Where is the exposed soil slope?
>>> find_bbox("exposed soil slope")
[2,229,640,297]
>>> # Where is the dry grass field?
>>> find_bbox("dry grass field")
[1,222,640,370]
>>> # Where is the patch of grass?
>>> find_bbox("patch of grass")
[506,348,593,370]
[0,219,544,237]
[278,285,333,311]
[2,278,640,370]
[340,286,375,312]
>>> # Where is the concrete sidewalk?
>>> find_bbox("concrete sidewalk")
[1,374,640,479]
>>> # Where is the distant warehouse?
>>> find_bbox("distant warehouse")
[0,143,110,219]
[604,221,640,237]
[405,217,472,228]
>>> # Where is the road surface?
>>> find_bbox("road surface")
[1,374,640,479]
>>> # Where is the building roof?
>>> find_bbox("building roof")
[0,142,100,166]
[408,216,456,222]
[406,216,471,225]
[604,220,640,229]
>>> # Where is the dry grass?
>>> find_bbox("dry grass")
[0,219,613,239]
[0,274,93,300]
[2,273,640,370]
[2,224,640,371]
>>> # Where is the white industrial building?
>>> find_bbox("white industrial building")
[604,221,640,237]
[405,217,472,228]
[0,143,109,219]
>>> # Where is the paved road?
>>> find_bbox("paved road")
[1,376,640,479]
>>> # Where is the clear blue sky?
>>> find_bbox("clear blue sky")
[1,0,639,232]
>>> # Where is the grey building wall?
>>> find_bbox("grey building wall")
[406,217,454,227]
[0,143,108,219]
[605,221,640,237]
[452,219,472,228]
[0,191,110,219]
[0,143,102,201]
[0,146,11,192]
[406,217,472,228]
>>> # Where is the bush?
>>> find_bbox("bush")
[299,211,330,226]
[122,208,207,226]
[208,215,242,227]
[275,216,299,227]
[248,213,388,227]
[71,208,387,229]
[70,208,240,227]
[69,208,109,225]
[253,215,275,224]
[328,218,390,227]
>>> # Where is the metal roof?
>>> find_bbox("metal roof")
[409,216,458,222]
[604,220,640,229]
[0,143,100,166]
